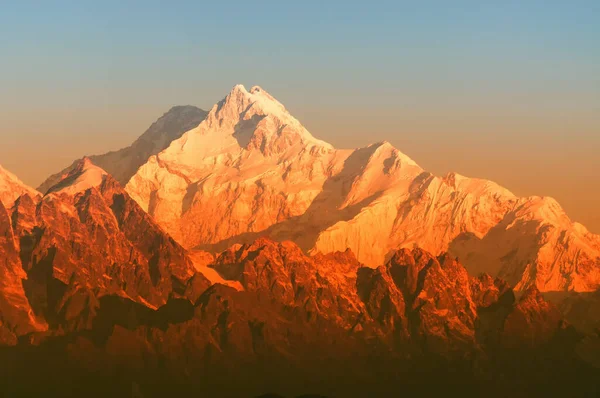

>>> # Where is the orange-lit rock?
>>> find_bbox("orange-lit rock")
[124,85,600,292]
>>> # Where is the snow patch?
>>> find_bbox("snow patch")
[0,164,40,207]
[46,158,107,195]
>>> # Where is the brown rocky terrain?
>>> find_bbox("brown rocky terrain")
[1,232,596,397]
[0,159,211,346]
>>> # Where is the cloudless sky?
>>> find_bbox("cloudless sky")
[0,1,599,231]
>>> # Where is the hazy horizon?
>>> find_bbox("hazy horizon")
[1,1,598,232]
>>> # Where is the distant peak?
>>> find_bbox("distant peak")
[162,105,208,120]
[69,156,101,176]
[366,140,419,168]
[230,84,265,95]
[226,84,251,101]
[232,83,248,92]
[200,84,334,152]
[78,156,95,169]
[517,285,550,308]
[46,157,107,196]
[166,104,205,112]
[224,84,285,112]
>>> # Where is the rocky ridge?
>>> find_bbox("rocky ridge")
[0,159,210,345]
[0,236,595,397]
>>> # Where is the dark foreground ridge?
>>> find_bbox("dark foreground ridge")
[1,193,599,398]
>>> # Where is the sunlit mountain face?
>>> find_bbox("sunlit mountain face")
[0,86,598,397]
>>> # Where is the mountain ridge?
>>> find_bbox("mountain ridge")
[125,84,600,292]
[2,235,597,396]
[37,105,208,194]
[0,164,40,208]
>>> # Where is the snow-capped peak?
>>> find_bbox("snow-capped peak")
[46,157,107,195]
[136,84,336,183]
[219,84,286,118]
[201,84,334,152]
[0,164,40,207]
[124,84,600,293]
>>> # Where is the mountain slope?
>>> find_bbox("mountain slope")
[37,105,207,194]
[2,159,210,341]
[125,85,600,292]
[0,164,40,208]
[0,198,46,344]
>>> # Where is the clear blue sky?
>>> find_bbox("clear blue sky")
[2,1,598,108]
[0,0,599,230]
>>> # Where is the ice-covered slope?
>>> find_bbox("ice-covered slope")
[0,164,40,208]
[125,84,600,292]
[45,157,107,195]
[37,105,207,194]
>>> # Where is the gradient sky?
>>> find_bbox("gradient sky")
[0,1,599,232]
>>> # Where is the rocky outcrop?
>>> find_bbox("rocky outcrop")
[357,248,516,355]
[211,238,365,330]
[0,199,46,344]
[501,285,565,348]
[4,159,210,340]
[209,239,574,357]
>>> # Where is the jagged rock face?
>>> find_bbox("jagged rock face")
[209,239,568,356]
[470,273,513,309]
[211,241,477,354]
[0,233,596,396]
[556,289,600,334]
[358,249,491,354]
[4,159,210,338]
[124,85,600,292]
[356,264,409,342]
[211,238,365,330]
[501,286,564,348]
[555,289,600,369]
[0,199,46,344]
[403,252,479,353]
[37,105,208,194]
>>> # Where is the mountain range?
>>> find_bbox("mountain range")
[123,84,600,292]
[1,84,599,397]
